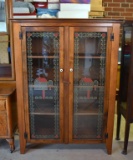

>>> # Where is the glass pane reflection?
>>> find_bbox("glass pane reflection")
[26,32,60,139]
[73,32,107,139]
[0,0,7,32]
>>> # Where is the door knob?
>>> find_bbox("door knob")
[70,68,73,72]
[60,69,63,72]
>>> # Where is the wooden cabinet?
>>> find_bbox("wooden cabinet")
[116,21,133,154]
[0,83,17,152]
[11,19,120,154]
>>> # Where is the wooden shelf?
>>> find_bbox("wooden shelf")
[77,56,105,59]
[30,112,58,115]
[28,56,58,59]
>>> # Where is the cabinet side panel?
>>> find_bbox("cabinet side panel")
[0,112,8,136]
[106,23,120,154]
[12,22,26,154]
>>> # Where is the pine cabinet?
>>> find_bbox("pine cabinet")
[11,19,120,154]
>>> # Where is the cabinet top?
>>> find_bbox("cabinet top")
[123,20,133,27]
[10,18,123,25]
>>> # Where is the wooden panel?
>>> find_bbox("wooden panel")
[0,100,6,111]
[0,112,8,136]
[59,27,65,142]
[68,27,74,142]
[106,23,120,154]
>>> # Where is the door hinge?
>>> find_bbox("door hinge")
[110,33,114,41]
[105,133,108,139]
[24,132,28,139]
[19,32,23,39]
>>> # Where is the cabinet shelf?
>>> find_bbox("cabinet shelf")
[76,56,105,59]
[28,56,58,59]
[74,112,103,116]
[29,85,57,90]
[78,97,98,100]
[30,112,58,115]
[74,85,104,88]
[29,85,104,89]
[0,64,11,67]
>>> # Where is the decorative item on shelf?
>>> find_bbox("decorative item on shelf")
[48,0,60,10]
[89,0,105,18]
[32,0,47,2]
[37,8,59,18]
[79,77,93,99]
[31,0,59,18]
[0,35,9,64]
[60,0,90,3]
[31,1,48,8]
[24,0,34,2]
[13,1,37,18]
[58,1,90,18]
[34,68,54,99]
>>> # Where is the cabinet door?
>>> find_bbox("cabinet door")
[68,27,113,142]
[0,99,8,136]
[22,27,64,142]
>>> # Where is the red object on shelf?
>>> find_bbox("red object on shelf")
[32,2,48,8]
[82,77,93,83]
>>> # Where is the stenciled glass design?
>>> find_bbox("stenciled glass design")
[26,31,60,139]
[73,32,107,139]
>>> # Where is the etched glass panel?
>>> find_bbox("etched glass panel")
[26,32,60,139]
[73,32,107,139]
[0,0,7,32]
[0,1,12,79]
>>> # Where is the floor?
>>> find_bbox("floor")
[0,114,133,160]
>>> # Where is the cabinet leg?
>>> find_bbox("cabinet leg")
[19,139,26,154]
[107,149,112,155]
[116,110,121,140]
[122,122,130,155]
[6,138,15,153]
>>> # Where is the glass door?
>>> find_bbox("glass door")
[22,27,64,142]
[69,27,110,142]
[0,0,7,32]
[0,0,13,80]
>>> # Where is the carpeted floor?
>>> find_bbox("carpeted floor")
[0,114,133,160]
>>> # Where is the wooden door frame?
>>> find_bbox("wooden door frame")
[68,25,120,155]
[21,26,65,144]
[105,23,120,154]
